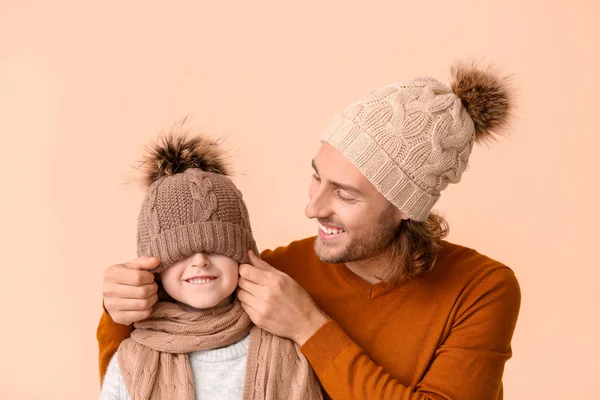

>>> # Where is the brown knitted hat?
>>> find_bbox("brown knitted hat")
[136,133,258,273]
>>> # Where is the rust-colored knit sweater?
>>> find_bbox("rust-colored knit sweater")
[98,238,520,400]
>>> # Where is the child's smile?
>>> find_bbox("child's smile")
[160,252,239,310]
[184,275,219,285]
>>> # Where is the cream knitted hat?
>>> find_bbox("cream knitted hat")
[136,133,258,272]
[321,63,513,221]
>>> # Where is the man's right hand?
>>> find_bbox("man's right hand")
[102,256,160,325]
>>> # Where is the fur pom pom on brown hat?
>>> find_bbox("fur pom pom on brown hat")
[136,131,258,272]
[321,61,515,221]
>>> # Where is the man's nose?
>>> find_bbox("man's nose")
[305,188,332,219]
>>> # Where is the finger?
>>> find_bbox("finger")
[113,293,158,311]
[239,263,269,286]
[107,265,156,286]
[236,287,259,307]
[239,301,259,323]
[237,277,262,296]
[124,256,160,271]
[104,282,158,300]
[116,310,152,325]
[247,250,272,270]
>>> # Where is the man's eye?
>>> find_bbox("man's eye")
[335,190,355,203]
[311,174,321,182]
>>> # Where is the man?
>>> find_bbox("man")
[99,62,520,399]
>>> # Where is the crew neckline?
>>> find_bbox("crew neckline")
[189,334,250,363]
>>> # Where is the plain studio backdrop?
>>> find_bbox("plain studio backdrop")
[1,1,598,399]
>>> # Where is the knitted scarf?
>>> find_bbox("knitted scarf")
[117,301,322,400]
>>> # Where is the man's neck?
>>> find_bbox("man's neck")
[344,254,389,284]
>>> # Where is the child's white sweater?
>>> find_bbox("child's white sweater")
[100,334,250,399]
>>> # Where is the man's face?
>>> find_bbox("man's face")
[305,143,404,265]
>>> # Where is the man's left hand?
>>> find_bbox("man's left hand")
[237,250,330,346]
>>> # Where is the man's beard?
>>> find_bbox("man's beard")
[314,205,399,265]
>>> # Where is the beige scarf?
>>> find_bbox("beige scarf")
[118,301,322,400]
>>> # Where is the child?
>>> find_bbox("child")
[100,132,322,399]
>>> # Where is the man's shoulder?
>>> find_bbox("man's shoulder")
[434,240,520,294]
[260,236,316,261]
[439,240,509,270]
[260,237,318,275]
[433,240,521,331]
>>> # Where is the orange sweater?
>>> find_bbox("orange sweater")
[97,238,520,399]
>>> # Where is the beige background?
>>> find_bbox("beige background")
[1,1,599,398]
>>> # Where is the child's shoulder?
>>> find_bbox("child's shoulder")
[100,351,127,399]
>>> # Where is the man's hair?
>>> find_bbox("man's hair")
[379,212,449,286]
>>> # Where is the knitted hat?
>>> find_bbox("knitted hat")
[136,133,258,272]
[321,62,514,221]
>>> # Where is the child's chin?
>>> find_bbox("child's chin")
[182,295,232,311]
[188,301,219,310]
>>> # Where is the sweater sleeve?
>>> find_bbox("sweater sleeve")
[300,268,521,400]
[99,352,130,400]
[97,306,133,385]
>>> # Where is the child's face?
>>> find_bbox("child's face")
[159,252,239,310]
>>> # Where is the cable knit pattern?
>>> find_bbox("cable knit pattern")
[100,336,251,400]
[321,76,477,221]
[243,328,322,400]
[137,168,259,272]
[116,301,322,400]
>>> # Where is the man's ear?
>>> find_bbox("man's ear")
[395,208,410,222]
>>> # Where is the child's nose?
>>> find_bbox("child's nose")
[190,252,210,268]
